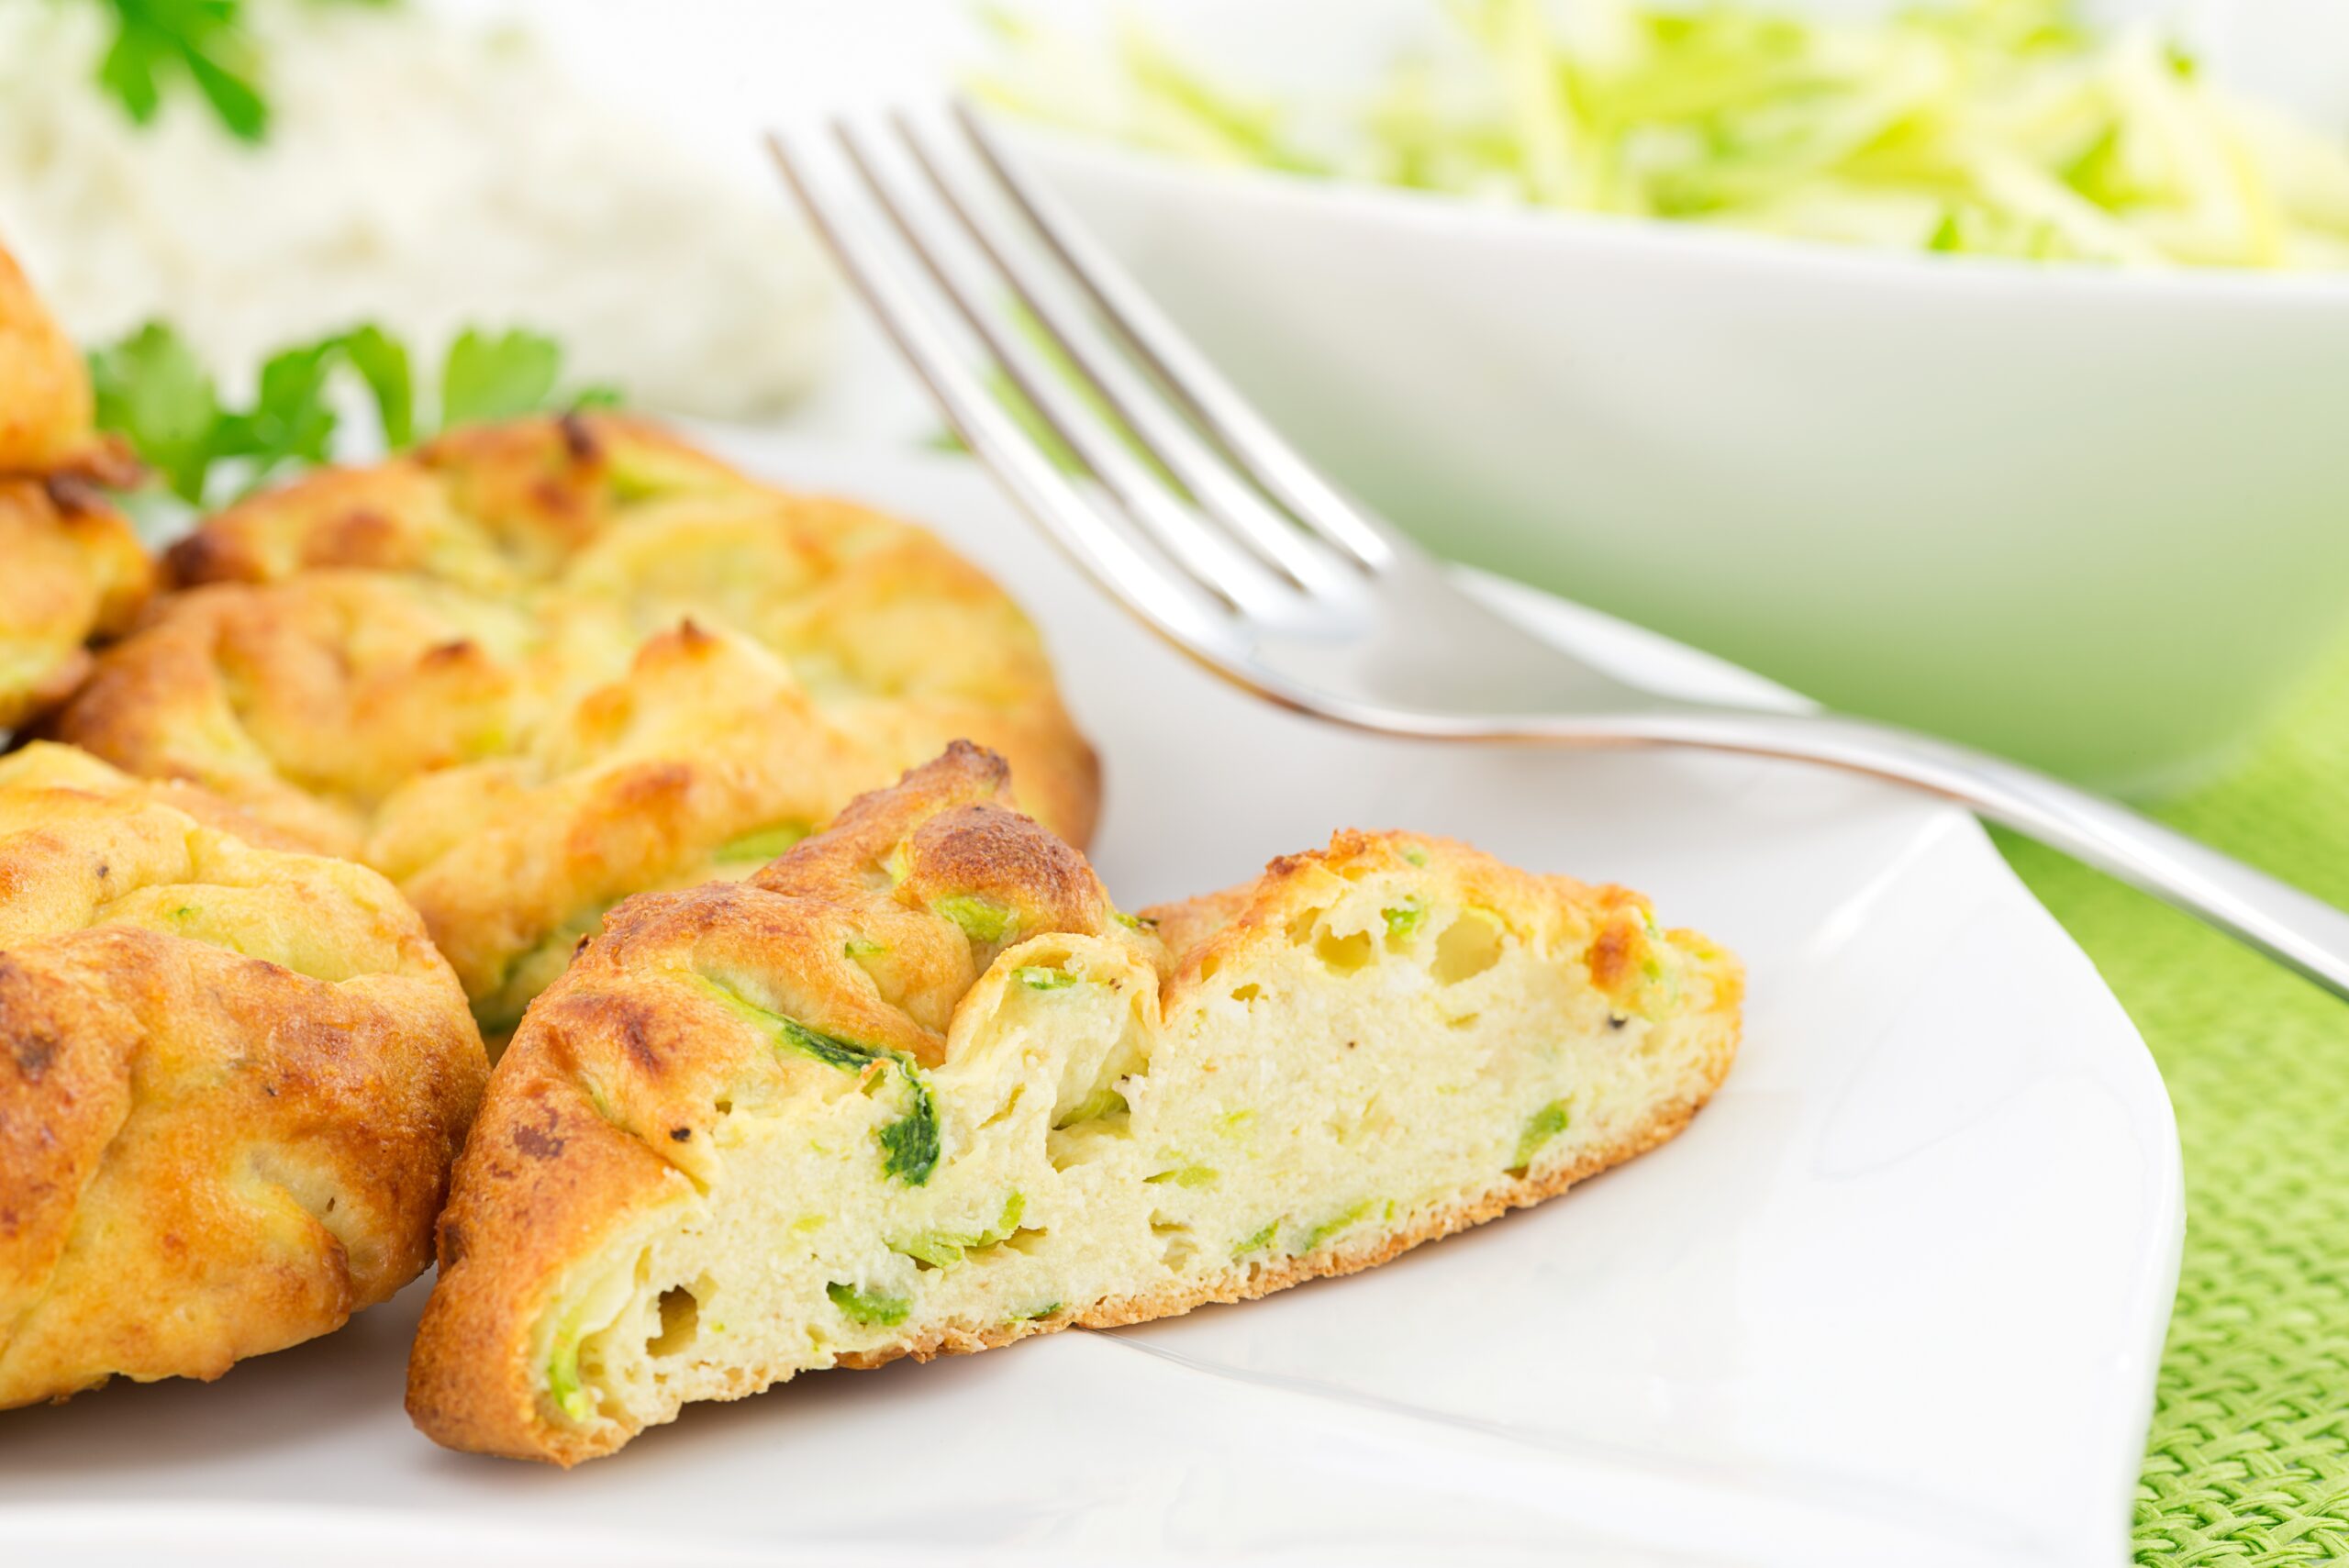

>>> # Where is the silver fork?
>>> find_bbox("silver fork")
[769,102,2349,1000]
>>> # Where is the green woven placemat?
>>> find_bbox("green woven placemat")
[1993,644,2349,1565]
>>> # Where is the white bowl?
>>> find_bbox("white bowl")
[1008,60,2349,793]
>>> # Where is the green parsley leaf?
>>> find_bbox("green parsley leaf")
[337,324,415,449]
[179,32,268,140]
[440,327,563,427]
[95,21,167,125]
[87,317,619,506]
[229,339,342,484]
[93,0,269,143]
[87,322,220,503]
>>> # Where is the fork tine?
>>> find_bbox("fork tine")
[953,97,1399,573]
[889,109,1353,597]
[765,128,1229,647]
[831,115,1299,620]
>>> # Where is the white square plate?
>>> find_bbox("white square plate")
[0,440,2180,1568]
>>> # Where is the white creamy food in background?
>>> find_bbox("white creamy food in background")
[0,0,832,417]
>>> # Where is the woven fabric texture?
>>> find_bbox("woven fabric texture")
[1996,645,2349,1566]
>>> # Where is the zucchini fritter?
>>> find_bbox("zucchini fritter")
[0,743,487,1408]
[0,242,130,480]
[406,742,1741,1464]
[0,239,150,729]
[0,477,149,730]
[55,415,1097,1038]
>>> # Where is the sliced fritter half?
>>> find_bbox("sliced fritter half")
[0,743,488,1408]
[53,415,1096,1039]
[406,742,1742,1465]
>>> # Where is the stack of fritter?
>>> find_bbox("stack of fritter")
[0,239,1105,1407]
[1,247,488,1408]
[0,235,1745,1450]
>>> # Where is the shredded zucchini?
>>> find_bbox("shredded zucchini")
[980,0,2349,270]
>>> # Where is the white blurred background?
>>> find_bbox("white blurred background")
[6,0,2346,441]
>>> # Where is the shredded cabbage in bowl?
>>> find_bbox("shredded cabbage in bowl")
[978,0,2349,269]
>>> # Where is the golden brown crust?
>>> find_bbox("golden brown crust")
[55,416,1097,1030]
[0,478,154,732]
[0,244,137,484]
[0,243,153,729]
[158,417,744,592]
[1152,827,1732,1025]
[0,744,488,1408]
[406,744,1742,1464]
[401,1035,690,1463]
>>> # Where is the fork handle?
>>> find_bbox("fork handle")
[1548,708,2349,1000]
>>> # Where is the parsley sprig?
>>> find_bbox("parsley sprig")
[88,320,619,506]
[90,0,389,142]
[95,0,269,140]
